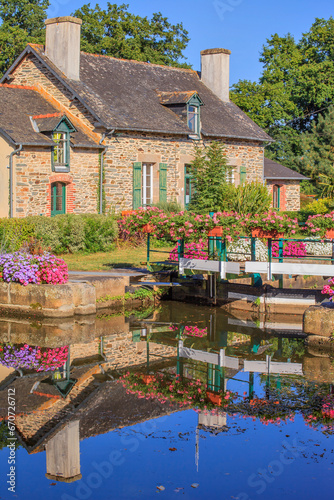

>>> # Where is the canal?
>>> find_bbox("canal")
[0,302,333,499]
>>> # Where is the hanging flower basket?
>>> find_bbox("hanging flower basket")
[142,224,154,233]
[141,374,155,384]
[206,390,222,406]
[251,228,284,239]
[325,229,334,240]
[208,226,224,237]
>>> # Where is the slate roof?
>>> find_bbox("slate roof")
[264,157,308,180]
[157,90,200,105]
[0,85,99,148]
[2,45,272,142]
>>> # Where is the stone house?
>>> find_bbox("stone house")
[0,16,304,217]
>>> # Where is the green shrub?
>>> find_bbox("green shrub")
[81,214,118,252]
[26,216,60,251]
[0,214,118,255]
[153,200,182,214]
[222,182,272,215]
[0,218,36,251]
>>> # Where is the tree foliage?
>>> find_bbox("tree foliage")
[0,1,190,78]
[230,17,334,175]
[189,142,230,213]
[0,0,48,76]
[300,104,334,195]
[72,3,190,67]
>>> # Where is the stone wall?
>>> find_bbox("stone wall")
[267,180,300,211]
[13,146,100,217]
[103,132,264,211]
[9,52,265,213]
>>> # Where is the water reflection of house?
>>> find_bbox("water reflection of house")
[0,332,177,482]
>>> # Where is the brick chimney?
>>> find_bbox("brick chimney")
[200,48,231,102]
[45,16,82,81]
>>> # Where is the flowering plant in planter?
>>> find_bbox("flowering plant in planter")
[246,211,298,237]
[304,212,334,238]
[271,241,307,258]
[169,239,208,261]
[321,277,334,301]
[0,344,69,371]
[0,251,68,285]
[118,371,235,409]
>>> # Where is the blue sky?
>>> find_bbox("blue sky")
[47,0,334,86]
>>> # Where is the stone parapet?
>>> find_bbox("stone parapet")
[0,281,96,317]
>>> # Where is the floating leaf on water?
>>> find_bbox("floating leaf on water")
[169,447,177,451]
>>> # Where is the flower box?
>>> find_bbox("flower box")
[325,229,334,239]
[206,390,222,406]
[251,228,284,239]
[142,223,154,233]
[121,210,136,217]
[142,374,155,384]
[208,226,224,237]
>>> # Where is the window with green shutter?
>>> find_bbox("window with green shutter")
[133,162,142,209]
[159,163,167,202]
[240,166,247,185]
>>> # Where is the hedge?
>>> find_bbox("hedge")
[0,214,118,254]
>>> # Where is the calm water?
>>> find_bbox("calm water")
[0,302,333,500]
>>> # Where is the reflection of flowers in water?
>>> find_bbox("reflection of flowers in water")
[303,395,334,432]
[0,344,69,372]
[168,325,208,338]
[119,371,233,409]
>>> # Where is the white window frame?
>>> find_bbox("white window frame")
[142,163,153,206]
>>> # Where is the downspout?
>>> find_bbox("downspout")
[99,130,114,215]
[8,144,22,218]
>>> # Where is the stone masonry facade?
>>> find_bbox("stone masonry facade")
[13,146,100,217]
[9,51,266,215]
[267,180,300,211]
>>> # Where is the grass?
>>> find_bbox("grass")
[61,243,173,271]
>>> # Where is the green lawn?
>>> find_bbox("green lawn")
[61,244,173,271]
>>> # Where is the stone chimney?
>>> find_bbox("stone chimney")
[200,48,231,102]
[45,16,82,81]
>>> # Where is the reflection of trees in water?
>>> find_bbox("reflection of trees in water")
[0,421,20,451]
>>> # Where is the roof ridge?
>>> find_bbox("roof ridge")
[33,112,63,119]
[80,50,197,74]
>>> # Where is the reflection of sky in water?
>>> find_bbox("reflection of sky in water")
[0,410,333,500]
[0,301,334,499]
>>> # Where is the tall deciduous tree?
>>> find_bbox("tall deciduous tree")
[0,0,49,76]
[72,3,190,67]
[230,17,334,175]
[0,1,190,78]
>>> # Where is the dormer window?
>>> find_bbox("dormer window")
[32,113,75,173]
[187,105,199,134]
[53,132,68,166]
[158,91,204,138]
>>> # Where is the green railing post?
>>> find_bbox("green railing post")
[268,238,272,280]
[177,238,184,261]
[222,238,227,262]
[208,237,214,259]
[249,372,254,399]
[251,236,256,261]
[216,236,222,260]
[278,237,284,288]
[147,233,150,264]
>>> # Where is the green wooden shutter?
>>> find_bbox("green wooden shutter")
[159,163,167,202]
[240,166,247,185]
[133,162,142,209]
